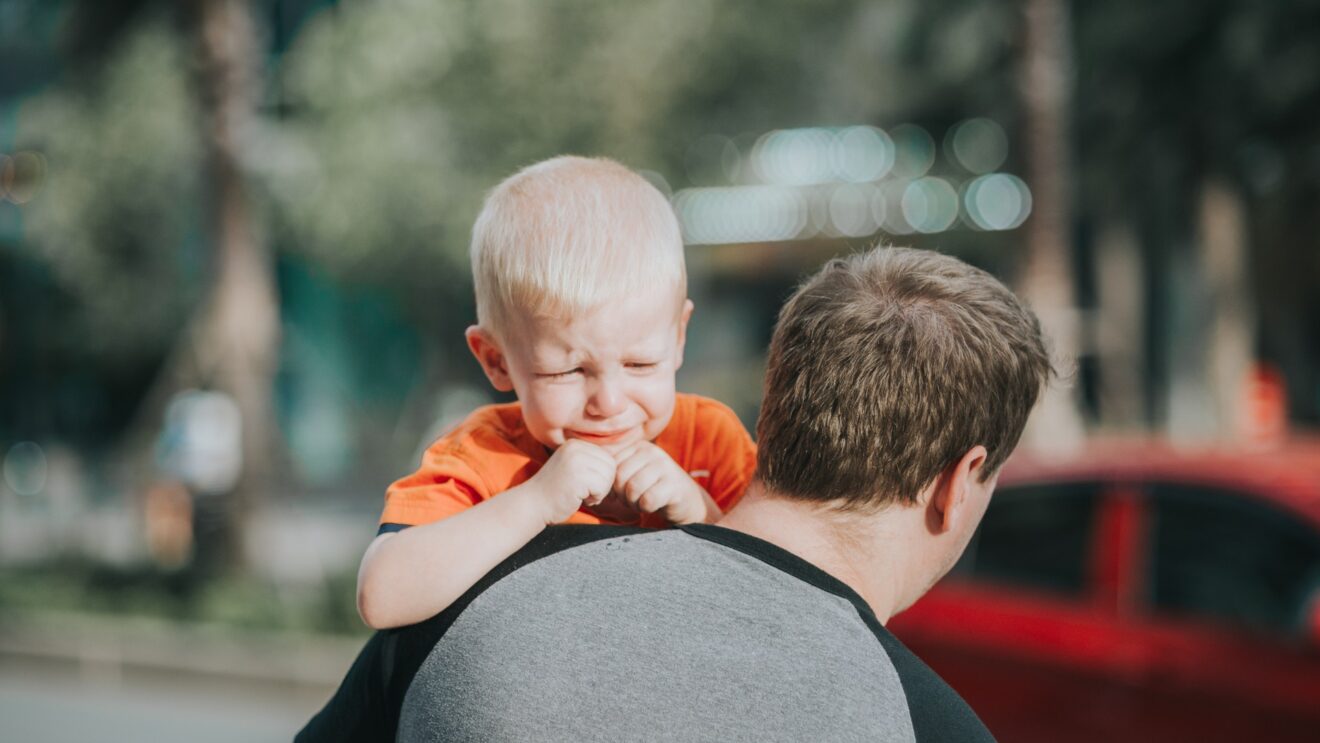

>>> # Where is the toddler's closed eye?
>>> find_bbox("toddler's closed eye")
[537,368,583,379]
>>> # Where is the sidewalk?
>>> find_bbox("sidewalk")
[0,608,363,690]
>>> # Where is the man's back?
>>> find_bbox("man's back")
[299,525,993,742]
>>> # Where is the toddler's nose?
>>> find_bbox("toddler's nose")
[586,377,627,419]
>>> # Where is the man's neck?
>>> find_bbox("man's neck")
[715,483,921,624]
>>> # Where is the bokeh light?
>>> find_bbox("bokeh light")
[669,123,1037,243]
[963,173,1033,230]
[752,128,838,186]
[161,390,244,495]
[828,183,879,237]
[901,177,959,233]
[948,118,1008,174]
[879,180,914,235]
[728,132,761,182]
[889,124,936,179]
[674,185,809,244]
[720,137,745,183]
[870,184,889,231]
[4,441,48,496]
[833,126,895,183]
[808,187,834,238]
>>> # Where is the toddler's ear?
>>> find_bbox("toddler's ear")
[674,299,695,370]
[466,326,515,392]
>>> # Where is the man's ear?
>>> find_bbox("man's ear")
[465,326,515,392]
[674,299,695,371]
[925,445,990,535]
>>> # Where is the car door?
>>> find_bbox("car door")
[892,481,1145,743]
[1116,481,1320,743]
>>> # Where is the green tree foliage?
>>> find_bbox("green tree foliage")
[1073,0,1320,425]
[17,0,1026,337]
[4,0,1036,449]
[267,0,1019,286]
[1076,0,1320,209]
[16,21,202,366]
[15,0,1320,448]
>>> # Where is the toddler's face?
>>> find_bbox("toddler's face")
[471,286,692,452]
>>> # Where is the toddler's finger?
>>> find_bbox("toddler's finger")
[609,442,642,467]
[636,485,675,515]
[625,467,666,506]
[613,456,645,490]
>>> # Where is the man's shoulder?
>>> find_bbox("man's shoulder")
[396,526,924,741]
[301,526,993,742]
[406,524,651,632]
[674,526,995,741]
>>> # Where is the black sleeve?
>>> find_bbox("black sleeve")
[869,623,997,742]
[295,631,398,743]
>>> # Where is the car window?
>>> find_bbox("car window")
[1148,483,1320,637]
[952,482,1100,597]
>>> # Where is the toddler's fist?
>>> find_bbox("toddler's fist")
[528,439,617,524]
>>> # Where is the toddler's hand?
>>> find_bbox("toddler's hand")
[525,439,617,525]
[612,442,718,525]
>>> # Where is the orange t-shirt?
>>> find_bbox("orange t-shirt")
[381,393,757,529]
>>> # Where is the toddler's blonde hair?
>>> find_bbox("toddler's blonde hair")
[470,156,686,339]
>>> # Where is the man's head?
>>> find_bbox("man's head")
[754,247,1052,595]
[465,156,692,451]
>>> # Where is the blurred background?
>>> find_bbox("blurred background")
[1,0,1318,740]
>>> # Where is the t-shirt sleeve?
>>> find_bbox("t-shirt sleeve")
[380,443,488,527]
[689,398,757,511]
[871,624,996,742]
[294,631,396,742]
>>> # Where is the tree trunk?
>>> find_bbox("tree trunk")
[1018,0,1086,449]
[1092,221,1145,430]
[1200,178,1254,441]
[189,0,280,572]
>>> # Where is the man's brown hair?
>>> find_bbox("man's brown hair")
[755,246,1052,509]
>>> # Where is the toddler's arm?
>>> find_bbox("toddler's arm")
[356,440,616,629]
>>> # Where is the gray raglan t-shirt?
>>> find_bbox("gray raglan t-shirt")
[297,524,995,742]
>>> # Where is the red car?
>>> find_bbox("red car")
[888,439,1320,743]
